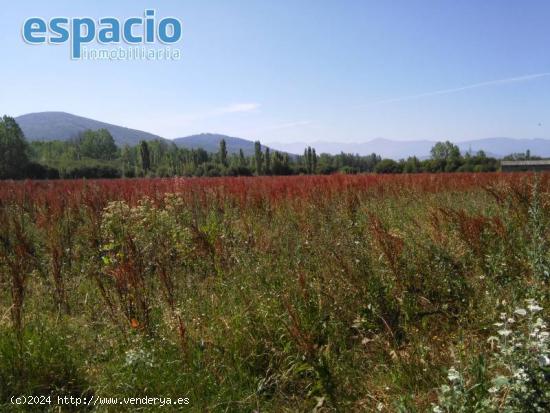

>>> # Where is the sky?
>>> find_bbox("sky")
[1,0,549,144]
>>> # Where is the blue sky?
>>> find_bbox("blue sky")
[1,0,549,143]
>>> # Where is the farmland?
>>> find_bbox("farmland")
[0,173,548,412]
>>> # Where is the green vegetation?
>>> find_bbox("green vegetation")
[0,116,506,180]
[24,135,501,179]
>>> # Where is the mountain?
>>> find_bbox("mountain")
[269,138,550,159]
[15,112,165,146]
[173,133,270,156]
[14,112,549,159]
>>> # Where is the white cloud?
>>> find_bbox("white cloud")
[216,103,260,114]
[269,120,312,130]
[122,102,261,138]
[367,72,550,106]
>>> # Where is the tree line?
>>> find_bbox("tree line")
[0,115,516,180]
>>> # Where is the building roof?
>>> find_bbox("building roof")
[501,160,550,166]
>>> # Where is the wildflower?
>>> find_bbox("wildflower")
[528,304,543,313]
[447,367,461,382]
[514,308,527,316]
[487,336,499,346]
[539,355,550,367]
[498,329,512,337]
[513,368,527,381]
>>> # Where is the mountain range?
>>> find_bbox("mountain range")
[15,112,268,156]
[14,111,550,159]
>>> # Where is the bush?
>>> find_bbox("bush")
[64,165,122,179]
[227,165,253,176]
[374,159,402,174]
[339,166,360,174]
[23,162,60,180]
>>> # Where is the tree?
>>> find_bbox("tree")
[121,145,134,177]
[139,141,151,172]
[0,116,29,179]
[430,141,462,172]
[219,139,228,167]
[374,159,402,174]
[254,141,263,175]
[303,146,317,174]
[238,149,246,167]
[264,147,271,174]
[403,156,421,173]
[312,148,317,173]
[271,151,292,175]
[430,141,460,161]
[79,129,118,160]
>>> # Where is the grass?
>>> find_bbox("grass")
[0,173,548,411]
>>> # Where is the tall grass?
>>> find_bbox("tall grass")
[0,173,548,411]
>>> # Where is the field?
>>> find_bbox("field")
[0,173,548,412]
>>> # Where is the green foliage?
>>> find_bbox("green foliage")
[0,116,29,179]
[3,115,506,179]
[78,129,118,160]
[254,140,263,175]
[139,140,151,172]
[374,158,402,173]
[218,139,228,167]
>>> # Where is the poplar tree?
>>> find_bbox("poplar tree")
[139,140,151,172]
[265,147,271,175]
[254,141,263,175]
[239,149,246,167]
[219,139,228,166]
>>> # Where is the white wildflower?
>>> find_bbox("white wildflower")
[528,304,543,313]
[447,367,461,382]
[539,355,550,367]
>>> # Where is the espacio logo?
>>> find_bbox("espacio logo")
[22,10,183,60]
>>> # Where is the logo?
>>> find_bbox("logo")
[22,10,183,60]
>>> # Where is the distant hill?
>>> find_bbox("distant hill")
[173,133,271,156]
[14,112,550,159]
[15,112,164,146]
[270,137,550,159]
